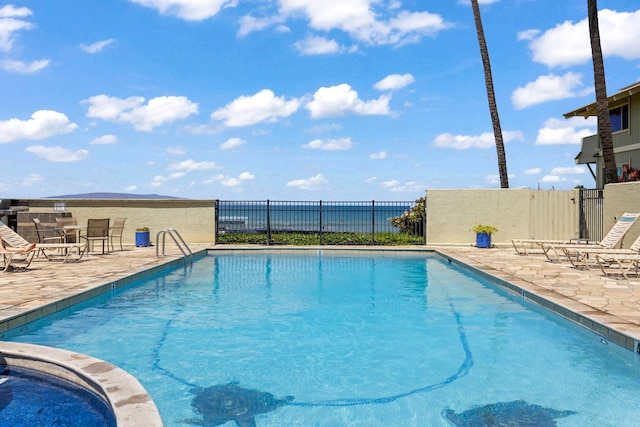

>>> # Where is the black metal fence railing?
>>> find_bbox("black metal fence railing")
[578,188,603,242]
[215,200,425,246]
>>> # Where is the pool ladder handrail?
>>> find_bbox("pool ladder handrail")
[156,228,193,263]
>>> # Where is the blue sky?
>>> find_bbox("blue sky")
[1,0,639,200]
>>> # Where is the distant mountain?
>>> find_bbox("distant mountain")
[48,192,185,200]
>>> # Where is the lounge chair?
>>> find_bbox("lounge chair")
[595,253,640,279]
[542,212,640,263]
[512,212,640,256]
[561,232,640,269]
[0,220,86,263]
[0,238,36,272]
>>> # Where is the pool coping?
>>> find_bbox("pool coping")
[0,341,163,427]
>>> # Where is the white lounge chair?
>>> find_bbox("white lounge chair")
[0,238,36,272]
[561,232,640,269]
[511,213,640,258]
[0,220,86,263]
[541,212,640,263]
[596,253,640,279]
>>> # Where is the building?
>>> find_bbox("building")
[566,81,640,188]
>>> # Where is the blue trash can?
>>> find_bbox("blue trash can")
[475,232,492,248]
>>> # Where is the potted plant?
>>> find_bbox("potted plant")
[135,226,151,247]
[471,224,498,248]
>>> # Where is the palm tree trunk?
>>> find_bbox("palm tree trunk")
[588,0,617,185]
[471,0,509,188]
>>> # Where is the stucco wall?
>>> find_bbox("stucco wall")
[426,189,580,246]
[25,199,216,245]
[603,181,640,248]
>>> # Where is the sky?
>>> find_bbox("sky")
[1,0,639,200]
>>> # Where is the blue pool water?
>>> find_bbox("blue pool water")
[0,365,115,427]
[3,252,640,426]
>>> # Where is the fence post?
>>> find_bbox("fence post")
[213,199,219,245]
[319,200,324,245]
[266,199,271,245]
[371,200,375,245]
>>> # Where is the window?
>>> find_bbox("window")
[609,105,629,133]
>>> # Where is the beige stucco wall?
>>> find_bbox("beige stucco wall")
[26,199,216,245]
[603,181,640,248]
[426,189,580,246]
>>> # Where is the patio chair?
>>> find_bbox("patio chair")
[55,217,77,243]
[0,220,86,263]
[561,232,640,269]
[81,218,110,254]
[33,218,65,245]
[0,238,36,272]
[595,253,640,280]
[541,212,640,263]
[110,217,127,252]
[511,212,640,256]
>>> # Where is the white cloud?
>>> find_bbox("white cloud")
[306,84,391,118]
[150,172,185,186]
[166,146,186,155]
[0,110,78,143]
[167,159,217,171]
[286,173,328,190]
[540,175,564,183]
[220,137,245,150]
[511,72,592,109]
[211,89,300,127]
[79,38,114,53]
[273,0,450,46]
[90,134,118,145]
[369,151,387,159]
[22,173,41,186]
[238,15,284,37]
[433,130,524,150]
[294,36,341,55]
[0,59,50,74]
[550,166,585,175]
[221,177,241,187]
[0,5,33,52]
[380,179,423,192]
[535,116,596,145]
[524,168,542,175]
[525,9,640,68]
[128,0,238,21]
[124,185,138,192]
[374,73,415,91]
[303,137,353,150]
[366,177,377,183]
[238,171,254,180]
[83,94,198,131]
[25,145,89,162]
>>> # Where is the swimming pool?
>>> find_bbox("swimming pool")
[3,251,640,426]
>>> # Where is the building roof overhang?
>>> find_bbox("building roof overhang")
[563,81,640,118]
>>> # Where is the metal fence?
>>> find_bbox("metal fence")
[578,188,604,242]
[215,200,425,245]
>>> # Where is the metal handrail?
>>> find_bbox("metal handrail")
[156,228,193,264]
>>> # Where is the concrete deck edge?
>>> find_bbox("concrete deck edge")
[0,341,163,427]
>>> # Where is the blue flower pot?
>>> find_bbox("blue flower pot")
[135,231,151,247]
[476,232,492,248]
